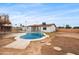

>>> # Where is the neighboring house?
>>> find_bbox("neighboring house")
[26,23,56,32]
[21,26,27,31]
[0,14,12,32]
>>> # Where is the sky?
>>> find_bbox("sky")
[0,3,79,27]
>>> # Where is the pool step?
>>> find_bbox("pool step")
[3,40,30,49]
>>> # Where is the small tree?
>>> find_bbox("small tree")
[73,26,79,29]
[65,24,72,29]
[42,22,46,25]
[58,26,64,29]
[20,24,23,27]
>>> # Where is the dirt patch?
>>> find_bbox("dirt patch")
[0,37,15,47]
[1,32,79,55]
[57,29,79,33]
[41,36,79,55]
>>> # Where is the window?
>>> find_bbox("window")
[43,27,46,30]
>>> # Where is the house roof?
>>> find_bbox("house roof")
[0,16,11,24]
[4,19,11,24]
[27,24,56,27]
[0,19,11,24]
[0,15,11,27]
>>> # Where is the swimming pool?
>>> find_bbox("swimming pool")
[20,32,45,40]
[15,32,49,41]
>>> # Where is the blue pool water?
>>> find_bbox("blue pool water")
[20,32,44,40]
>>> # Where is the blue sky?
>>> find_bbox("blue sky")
[0,3,79,27]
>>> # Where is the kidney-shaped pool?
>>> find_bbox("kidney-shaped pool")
[20,32,44,39]
[16,32,48,41]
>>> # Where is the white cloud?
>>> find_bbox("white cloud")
[0,3,79,26]
[53,9,79,17]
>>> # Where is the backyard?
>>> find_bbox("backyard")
[0,31,79,55]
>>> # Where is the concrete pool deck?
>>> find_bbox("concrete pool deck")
[3,32,48,49]
[3,39,30,49]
